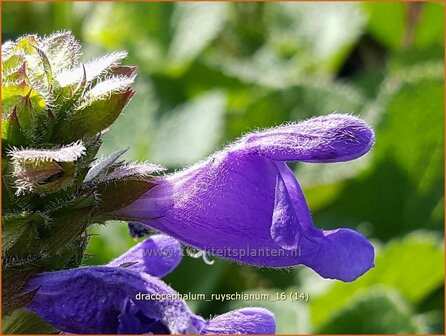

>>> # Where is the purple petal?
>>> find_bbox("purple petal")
[26,267,195,334]
[191,315,207,333]
[117,178,173,221]
[201,308,276,334]
[273,162,375,281]
[239,114,374,163]
[118,154,285,265]
[273,162,313,231]
[270,170,302,250]
[117,298,170,334]
[108,234,182,278]
[301,228,375,282]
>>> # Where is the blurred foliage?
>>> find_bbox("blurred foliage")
[3,2,444,334]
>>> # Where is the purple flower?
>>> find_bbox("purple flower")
[115,114,375,282]
[107,233,183,278]
[26,235,276,334]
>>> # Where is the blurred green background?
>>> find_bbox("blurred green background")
[3,1,444,334]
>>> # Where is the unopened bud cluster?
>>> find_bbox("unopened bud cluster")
[2,32,159,317]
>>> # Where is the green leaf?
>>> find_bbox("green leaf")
[364,2,407,49]
[10,35,52,90]
[413,3,444,48]
[83,76,135,101]
[2,53,26,82]
[1,83,46,118]
[41,31,81,74]
[317,287,426,334]
[83,149,127,183]
[309,232,444,327]
[83,2,175,70]
[1,108,27,148]
[102,162,165,182]
[0,83,48,145]
[2,269,40,316]
[53,89,134,143]
[167,3,228,69]
[2,212,44,259]
[94,179,155,215]
[2,59,28,84]
[9,142,85,195]
[32,45,53,85]
[2,212,44,254]
[256,2,366,75]
[55,51,128,87]
[2,308,57,334]
[40,207,91,256]
[14,35,39,54]
[365,3,443,50]
[150,90,226,167]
